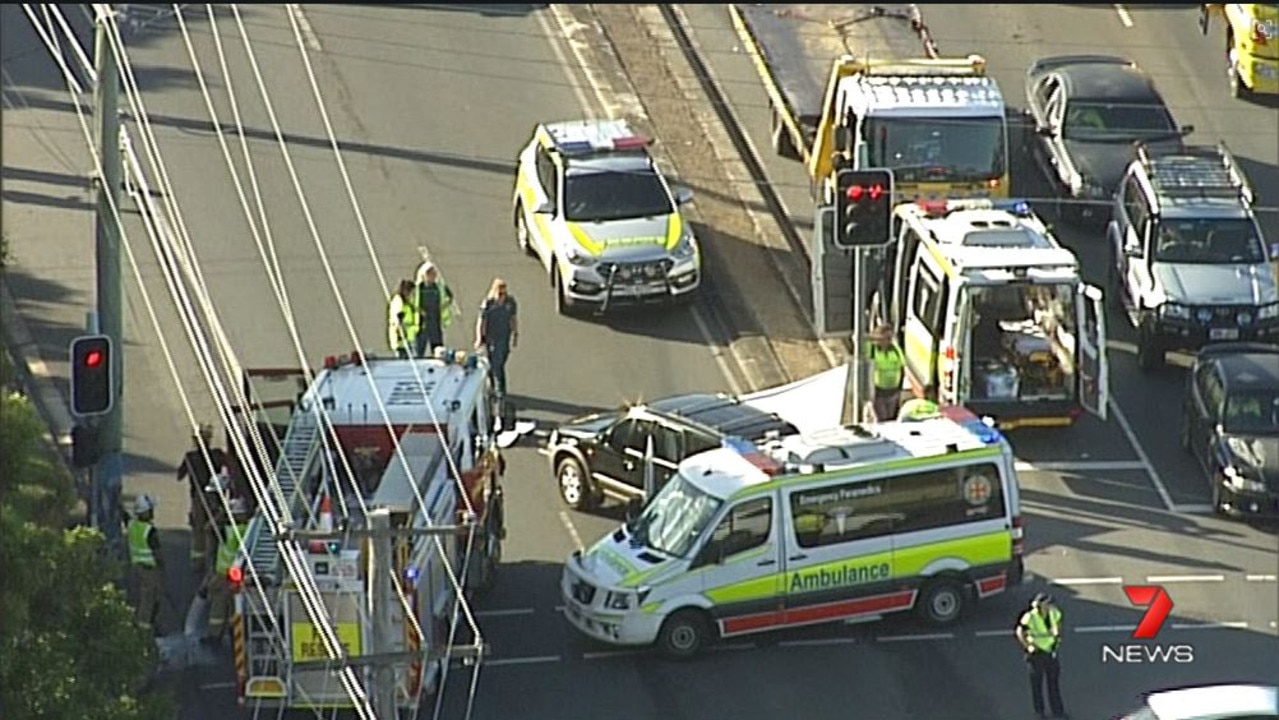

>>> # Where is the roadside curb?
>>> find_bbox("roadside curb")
[0,271,75,466]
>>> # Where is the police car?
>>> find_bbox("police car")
[513,120,702,315]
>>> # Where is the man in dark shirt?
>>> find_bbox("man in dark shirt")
[177,424,225,573]
[415,262,456,358]
[475,277,518,397]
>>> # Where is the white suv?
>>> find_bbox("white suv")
[1116,684,1278,720]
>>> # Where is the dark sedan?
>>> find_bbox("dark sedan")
[1181,342,1279,519]
[1024,55,1190,225]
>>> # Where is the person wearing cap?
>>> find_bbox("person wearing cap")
[897,397,941,422]
[388,279,420,359]
[415,262,456,358]
[127,495,165,634]
[867,323,905,421]
[202,497,252,646]
[177,424,226,573]
[1015,593,1068,719]
[475,278,519,397]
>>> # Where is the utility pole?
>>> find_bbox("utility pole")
[91,4,125,557]
[368,508,399,720]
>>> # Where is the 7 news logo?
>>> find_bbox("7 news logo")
[1100,586,1195,664]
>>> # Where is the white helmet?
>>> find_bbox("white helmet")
[134,494,156,515]
[228,497,249,517]
[204,467,231,494]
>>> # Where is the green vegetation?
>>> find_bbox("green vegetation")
[0,340,173,720]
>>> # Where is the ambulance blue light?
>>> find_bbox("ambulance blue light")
[405,567,420,582]
[940,406,1003,445]
[721,436,756,456]
[557,140,594,156]
[992,199,1033,217]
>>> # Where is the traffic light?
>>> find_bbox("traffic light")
[70,334,113,416]
[834,169,895,248]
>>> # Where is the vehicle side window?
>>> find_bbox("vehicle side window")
[1201,370,1227,421]
[653,425,684,464]
[1122,176,1148,241]
[684,432,721,457]
[534,147,558,207]
[608,419,640,453]
[705,497,773,559]
[911,262,946,339]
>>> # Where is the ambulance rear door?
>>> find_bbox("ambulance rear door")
[1076,283,1109,420]
[949,282,976,407]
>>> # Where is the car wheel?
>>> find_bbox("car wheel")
[556,456,595,510]
[917,577,967,626]
[554,270,579,317]
[1136,323,1163,373]
[657,609,713,660]
[515,204,534,256]
[1211,475,1227,515]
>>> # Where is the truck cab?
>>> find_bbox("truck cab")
[878,199,1108,430]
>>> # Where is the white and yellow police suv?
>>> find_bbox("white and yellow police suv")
[513,119,701,315]
[873,198,1110,430]
[561,405,1025,658]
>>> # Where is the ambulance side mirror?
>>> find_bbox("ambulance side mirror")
[673,185,695,206]
[534,201,554,215]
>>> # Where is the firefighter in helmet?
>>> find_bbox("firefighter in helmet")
[201,496,251,646]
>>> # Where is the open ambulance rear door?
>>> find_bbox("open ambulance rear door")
[1076,284,1109,420]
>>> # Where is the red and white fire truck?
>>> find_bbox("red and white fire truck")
[222,349,510,713]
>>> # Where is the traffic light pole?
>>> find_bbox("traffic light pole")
[850,249,867,424]
[92,8,125,556]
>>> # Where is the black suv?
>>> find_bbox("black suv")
[1181,342,1279,519]
[547,393,797,510]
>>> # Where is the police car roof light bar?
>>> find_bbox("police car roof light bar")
[556,140,595,156]
[611,135,651,151]
[939,405,1002,445]
[722,435,784,476]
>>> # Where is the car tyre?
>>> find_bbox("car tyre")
[1136,323,1164,373]
[917,577,967,626]
[657,609,713,660]
[556,456,596,510]
[515,204,534,256]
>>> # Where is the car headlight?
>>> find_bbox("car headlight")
[1160,303,1190,320]
[1224,466,1268,494]
[565,247,596,267]
[1259,303,1279,321]
[603,591,631,610]
[672,233,698,261]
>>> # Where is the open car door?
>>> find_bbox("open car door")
[950,285,974,407]
[1076,284,1109,421]
[225,367,311,488]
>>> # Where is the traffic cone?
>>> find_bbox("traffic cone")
[318,495,334,532]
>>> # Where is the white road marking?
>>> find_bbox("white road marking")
[877,632,954,642]
[475,608,536,618]
[1146,574,1224,583]
[200,681,237,691]
[777,637,857,648]
[285,4,322,52]
[583,649,645,660]
[975,629,1013,638]
[1075,625,1136,634]
[1113,4,1135,28]
[711,643,757,652]
[1107,399,1177,512]
[1247,574,1278,582]
[1171,503,1215,514]
[558,510,585,553]
[1014,460,1146,472]
[1051,577,1124,586]
[554,605,567,613]
[1170,621,1249,631]
[691,302,746,395]
[485,655,561,667]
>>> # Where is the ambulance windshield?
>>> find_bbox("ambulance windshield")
[627,474,723,558]
[867,115,1006,183]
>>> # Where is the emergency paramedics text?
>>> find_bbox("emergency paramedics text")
[1100,585,1194,664]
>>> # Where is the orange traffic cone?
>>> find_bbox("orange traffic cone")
[318,494,334,532]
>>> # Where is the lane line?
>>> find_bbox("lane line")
[533,7,600,118]
[1015,460,1146,472]
[1170,621,1249,630]
[1146,574,1224,583]
[485,655,562,667]
[1246,574,1278,582]
[1113,4,1135,28]
[200,681,237,691]
[975,629,1013,638]
[777,637,857,648]
[877,632,954,642]
[475,608,536,618]
[285,4,323,52]
[583,650,645,660]
[558,510,585,553]
[712,643,758,652]
[1107,399,1177,512]
[1171,503,1215,514]
[1051,577,1124,586]
[1075,625,1136,634]
[691,302,746,395]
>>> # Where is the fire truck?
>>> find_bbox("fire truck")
[222,349,511,713]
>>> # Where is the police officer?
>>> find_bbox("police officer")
[867,323,905,421]
[388,279,420,359]
[475,277,519,398]
[1015,593,1068,719]
[897,397,941,421]
[202,497,251,646]
[415,262,457,358]
[127,495,164,635]
[177,424,225,573]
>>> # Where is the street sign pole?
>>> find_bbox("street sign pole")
[851,248,866,424]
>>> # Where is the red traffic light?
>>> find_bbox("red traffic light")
[84,350,103,368]
[869,184,884,201]
[846,185,864,201]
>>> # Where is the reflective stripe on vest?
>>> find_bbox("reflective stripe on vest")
[128,519,156,567]
[870,345,904,390]
[215,523,251,574]
[388,295,420,350]
[1022,608,1062,652]
[436,280,454,329]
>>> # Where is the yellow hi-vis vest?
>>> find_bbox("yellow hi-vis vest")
[869,344,905,390]
[215,523,250,575]
[1020,607,1063,653]
[128,519,157,568]
[388,294,420,351]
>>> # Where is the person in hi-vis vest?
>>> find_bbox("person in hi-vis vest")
[1015,593,1068,719]
[127,495,165,635]
[201,497,251,646]
[867,323,905,421]
[415,262,457,358]
[388,279,420,359]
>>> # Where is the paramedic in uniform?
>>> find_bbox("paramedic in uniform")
[388,279,420,359]
[202,497,251,646]
[177,424,225,573]
[127,495,165,635]
[1015,593,1068,719]
[867,323,905,421]
[415,262,456,358]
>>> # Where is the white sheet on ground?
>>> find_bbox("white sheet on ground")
[737,365,850,435]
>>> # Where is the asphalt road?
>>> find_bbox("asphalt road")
[3,4,1276,720]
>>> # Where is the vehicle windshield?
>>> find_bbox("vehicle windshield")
[563,168,673,223]
[1153,218,1266,264]
[626,473,723,558]
[1224,390,1279,435]
[1062,101,1176,139]
[866,115,1006,183]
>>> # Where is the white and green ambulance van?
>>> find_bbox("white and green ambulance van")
[560,405,1025,658]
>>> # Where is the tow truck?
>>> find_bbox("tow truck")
[730,3,1012,204]
[222,350,518,714]
[1200,4,1279,99]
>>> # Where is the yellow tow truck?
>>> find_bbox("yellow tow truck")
[1200,3,1279,98]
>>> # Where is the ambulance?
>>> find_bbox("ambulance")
[561,405,1024,658]
[874,198,1109,430]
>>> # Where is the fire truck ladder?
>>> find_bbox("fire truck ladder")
[246,408,325,583]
